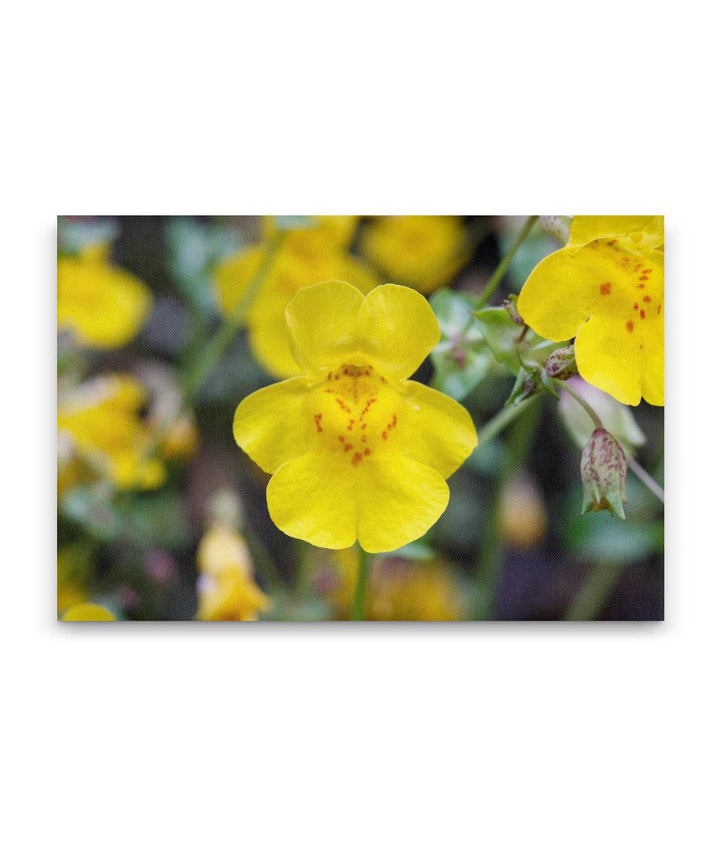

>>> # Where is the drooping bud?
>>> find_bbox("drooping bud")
[545,344,577,380]
[540,215,572,245]
[580,428,628,520]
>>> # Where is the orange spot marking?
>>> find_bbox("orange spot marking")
[364,448,370,456]
[382,431,388,440]
[347,419,355,431]
[643,269,652,274]
[314,413,323,433]
[335,398,351,413]
[657,304,662,314]
[361,423,367,430]
[639,275,649,282]
[633,303,639,311]
[344,444,353,453]
[637,283,646,289]
[600,282,611,295]
[627,321,634,332]
[351,452,363,467]
[640,310,646,319]
[643,296,651,303]
[361,435,367,442]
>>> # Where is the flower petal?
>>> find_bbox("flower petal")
[358,284,440,379]
[233,377,313,473]
[285,280,365,373]
[214,246,266,316]
[57,258,151,348]
[267,452,358,550]
[575,315,643,405]
[569,216,664,249]
[401,381,477,478]
[357,455,449,553]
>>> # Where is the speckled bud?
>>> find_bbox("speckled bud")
[580,428,628,520]
[545,344,577,380]
[540,215,572,245]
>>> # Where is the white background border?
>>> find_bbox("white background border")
[3,1,717,853]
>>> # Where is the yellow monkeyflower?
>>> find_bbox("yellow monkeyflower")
[196,524,270,621]
[332,550,464,620]
[61,603,116,621]
[359,216,470,294]
[57,374,165,492]
[215,217,380,378]
[233,280,477,553]
[58,250,152,349]
[517,216,664,406]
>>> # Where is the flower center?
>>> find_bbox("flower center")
[309,363,402,467]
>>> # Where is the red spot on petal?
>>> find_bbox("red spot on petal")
[633,303,639,311]
[643,295,651,303]
[314,413,323,433]
[351,452,363,467]
[640,310,646,319]
[627,321,634,332]
[600,282,611,295]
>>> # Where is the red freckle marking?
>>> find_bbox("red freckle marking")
[640,310,646,319]
[364,448,370,455]
[361,423,367,430]
[361,435,366,442]
[634,263,643,271]
[392,414,397,427]
[600,282,611,295]
[607,239,617,245]
[637,283,646,289]
[633,303,639,310]
[627,321,634,332]
[347,419,355,431]
[382,431,387,440]
[314,413,323,433]
[657,304,662,314]
[344,444,353,453]
[351,452,363,467]
[643,296,651,303]
[643,269,651,273]
[335,398,351,413]
[327,372,332,380]
[639,275,649,281]
[334,374,339,380]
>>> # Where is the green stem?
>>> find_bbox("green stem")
[351,545,371,620]
[553,378,603,429]
[474,397,541,619]
[564,562,625,620]
[474,397,534,451]
[181,231,286,403]
[476,215,538,308]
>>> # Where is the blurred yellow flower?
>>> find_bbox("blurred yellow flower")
[517,216,664,406]
[61,603,116,621]
[333,550,464,620]
[215,217,380,378]
[497,472,548,550]
[233,281,477,553]
[196,524,270,621]
[57,374,166,492]
[57,249,152,349]
[57,546,89,613]
[359,216,469,294]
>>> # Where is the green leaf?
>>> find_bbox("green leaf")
[430,289,492,400]
[475,306,560,374]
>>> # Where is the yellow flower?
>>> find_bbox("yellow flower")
[517,216,664,406]
[215,217,380,378]
[57,250,152,349]
[233,280,477,553]
[57,374,165,492]
[332,549,464,620]
[61,603,116,621]
[359,216,469,294]
[196,524,270,621]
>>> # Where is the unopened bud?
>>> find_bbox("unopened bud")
[540,215,572,245]
[502,294,525,326]
[580,428,627,520]
[545,344,577,380]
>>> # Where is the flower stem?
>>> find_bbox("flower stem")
[474,397,541,619]
[351,545,371,620]
[626,455,665,504]
[476,215,538,308]
[181,231,286,403]
[564,562,625,620]
[553,379,665,504]
[474,397,534,451]
[553,378,603,428]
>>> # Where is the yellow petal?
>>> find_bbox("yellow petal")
[267,452,358,550]
[285,280,365,373]
[401,381,477,478]
[356,455,449,553]
[247,312,301,377]
[62,603,116,621]
[569,215,664,249]
[233,377,313,473]
[58,258,151,349]
[358,284,440,379]
[214,246,267,316]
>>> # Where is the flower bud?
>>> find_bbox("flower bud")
[502,294,525,326]
[580,428,628,520]
[540,215,572,245]
[545,344,577,380]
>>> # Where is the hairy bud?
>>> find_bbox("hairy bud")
[580,428,628,520]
